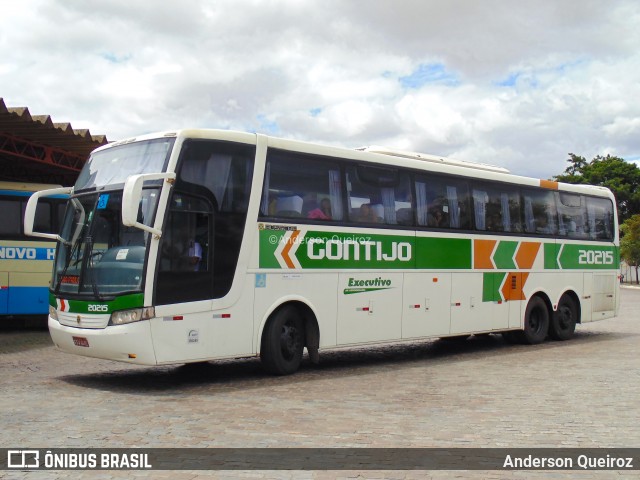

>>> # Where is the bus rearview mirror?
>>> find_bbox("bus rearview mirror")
[24,187,73,241]
[122,172,176,237]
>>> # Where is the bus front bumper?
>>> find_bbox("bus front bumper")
[48,316,158,365]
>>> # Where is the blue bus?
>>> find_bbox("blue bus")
[0,182,66,317]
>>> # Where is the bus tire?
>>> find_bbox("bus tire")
[260,305,305,375]
[549,294,578,341]
[517,296,549,344]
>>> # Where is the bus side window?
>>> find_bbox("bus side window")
[346,165,410,225]
[160,202,211,273]
[472,183,520,233]
[156,198,214,305]
[556,192,588,239]
[19,198,55,235]
[523,189,558,235]
[262,151,344,222]
[0,199,22,236]
[586,197,614,241]
[34,200,53,233]
[416,176,470,230]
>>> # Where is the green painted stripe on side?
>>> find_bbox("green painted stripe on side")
[493,241,518,269]
[258,226,618,272]
[544,243,560,270]
[483,272,506,302]
[558,244,620,270]
[344,287,393,295]
[415,237,472,269]
[49,292,144,314]
[259,230,286,268]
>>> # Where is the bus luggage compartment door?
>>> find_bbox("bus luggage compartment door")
[402,272,451,338]
[337,273,403,345]
[450,273,510,334]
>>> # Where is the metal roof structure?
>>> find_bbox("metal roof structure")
[0,97,109,185]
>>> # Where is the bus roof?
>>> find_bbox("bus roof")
[357,145,511,174]
[96,129,615,201]
[0,181,63,192]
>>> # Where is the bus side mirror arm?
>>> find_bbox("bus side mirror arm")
[122,172,176,238]
[24,187,73,241]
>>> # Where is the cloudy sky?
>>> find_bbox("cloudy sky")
[2,0,639,179]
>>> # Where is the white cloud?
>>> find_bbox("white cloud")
[1,0,639,179]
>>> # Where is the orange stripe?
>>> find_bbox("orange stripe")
[501,272,529,301]
[474,239,496,269]
[540,179,558,190]
[281,231,300,269]
[515,242,541,270]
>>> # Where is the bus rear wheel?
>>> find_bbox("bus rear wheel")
[549,294,578,341]
[516,296,549,344]
[261,305,305,375]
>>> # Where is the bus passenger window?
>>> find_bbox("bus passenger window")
[417,176,470,230]
[587,197,614,240]
[0,200,22,236]
[556,192,588,239]
[34,201,53,233]
[523,189,558,235]
[346,165,410,225]
[262,150,344,222]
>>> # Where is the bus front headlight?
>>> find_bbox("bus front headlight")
[49,305,58,321]
[109,307,155,326]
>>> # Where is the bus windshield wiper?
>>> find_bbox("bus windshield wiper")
[83,236,105,301]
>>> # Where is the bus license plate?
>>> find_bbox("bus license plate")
[72,336,89,347]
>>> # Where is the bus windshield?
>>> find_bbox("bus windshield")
[53,188,160,297]
[74,138,175,191]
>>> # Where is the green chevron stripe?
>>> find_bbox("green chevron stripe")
[483,272,506,302]
[492,241,518,269]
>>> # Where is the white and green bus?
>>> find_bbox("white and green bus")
[25,129,619,375]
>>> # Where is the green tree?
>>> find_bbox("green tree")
[554,153,640,221]
[620,214,640,284]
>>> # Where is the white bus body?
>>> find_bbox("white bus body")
[25,130,620,374]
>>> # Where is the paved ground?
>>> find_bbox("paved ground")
[1,288,639,479]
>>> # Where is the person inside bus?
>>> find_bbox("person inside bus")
[356,203,379,223]
[428,207,446,228]
[307,198,332,220]
[535,213,552,234]
[187,240,202,271]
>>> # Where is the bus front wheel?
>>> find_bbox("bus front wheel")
[549,294,578,341]
[261,305,305,375]
[516,296,549,344]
